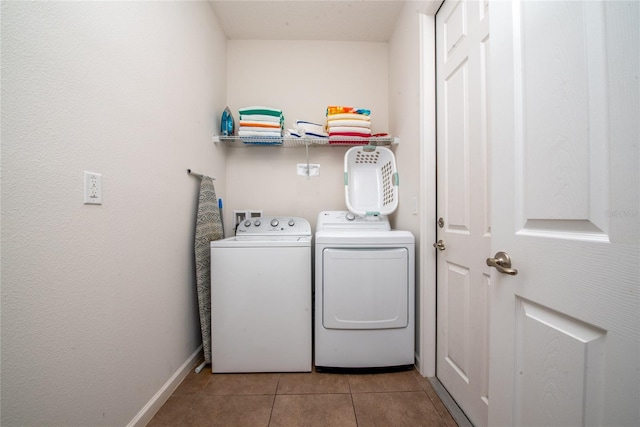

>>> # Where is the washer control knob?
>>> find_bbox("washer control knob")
[270,218,279,227]
[288,219,295,227]
[254,220,261,227]
[243,220,251,227]
[346,212,356,221]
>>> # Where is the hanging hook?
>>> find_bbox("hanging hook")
[187,169,215,180]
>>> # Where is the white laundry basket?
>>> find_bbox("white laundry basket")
[344,145,399,216]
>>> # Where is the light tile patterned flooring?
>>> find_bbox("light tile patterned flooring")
[148,366,458,426]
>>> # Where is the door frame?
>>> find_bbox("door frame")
[416,0,443,379]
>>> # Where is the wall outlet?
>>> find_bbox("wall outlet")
[234,210,264,226]
[411,196,418,215]
[84,172,102,205]
[233,210,249,227]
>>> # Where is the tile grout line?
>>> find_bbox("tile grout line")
[347,375,360,426]
[267,374,282,426]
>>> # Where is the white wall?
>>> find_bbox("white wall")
[390,2,424,236]
[0,2,226,425]
[224,40,389,230]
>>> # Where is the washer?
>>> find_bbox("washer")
[315,211,415,370]
[210,216,311,373]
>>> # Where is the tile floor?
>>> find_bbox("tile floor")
[148,366,458,426]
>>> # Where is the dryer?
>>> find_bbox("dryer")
[314,211,415,370]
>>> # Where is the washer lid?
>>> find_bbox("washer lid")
[235,216,311,238]
[316,210,390,232]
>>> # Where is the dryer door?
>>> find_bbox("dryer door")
[322,248,408,330]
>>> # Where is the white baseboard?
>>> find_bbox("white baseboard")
[127,345,204,427]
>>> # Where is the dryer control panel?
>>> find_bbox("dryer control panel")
[236,216,311,238]
[316,211,390,231]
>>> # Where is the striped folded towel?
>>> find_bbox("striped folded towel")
[239,120,281,129]
[286,129,302,138]
[296,120,328,138]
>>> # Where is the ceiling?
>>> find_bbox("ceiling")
[208,1,408,42]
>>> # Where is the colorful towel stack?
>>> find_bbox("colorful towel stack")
[238,106,284,137]
[326,106,372,143]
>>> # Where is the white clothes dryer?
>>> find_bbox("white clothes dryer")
[210,217,311,373]
[314,211,415,371]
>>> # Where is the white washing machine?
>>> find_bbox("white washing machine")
[210,216,311,373]
[315,210,415,370]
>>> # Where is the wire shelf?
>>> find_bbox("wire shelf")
[212,135,399,148]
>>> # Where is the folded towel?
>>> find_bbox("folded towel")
[329,132,370,141]
[328,126,372,135]
[329,132,372,138]
[238,126,283,133]
[239,114,283,123]
[238,130,282,137]
[239,120,282,129]
[286,129,302,138]
[326,113,371,121]
[239,106,283,117]
[296,120,327,137]
[303,131,329,138]
[327,119,371,128]
[326,106,370,116]
[296,120,324,132]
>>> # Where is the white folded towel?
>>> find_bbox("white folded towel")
[238,130,282,137]
[239,114,282,123]
[238,126,283,133]
[326,113,371,121]
[328,126,372,135]
[327,119,371,128]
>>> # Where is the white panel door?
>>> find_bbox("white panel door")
[435,1,491,426]
[489,1,639,426]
